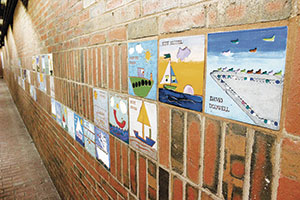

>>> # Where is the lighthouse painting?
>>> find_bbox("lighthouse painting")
[129,98,157,159]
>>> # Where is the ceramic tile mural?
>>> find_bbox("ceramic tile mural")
[93,88,108,131]
[55,101,62,126]
[67,108,75,139]
[61,105,68,131]
[158,35,205,112]
[84,120,96,157]
[30,85,36,101]
[129,98,157,159]
[38,73,47,93]
[205,26,288,130]
[128,40,158,100]
[50,76,55,97]
[95,126,110,169]
[74,113,85,147]
[109,93,129,143]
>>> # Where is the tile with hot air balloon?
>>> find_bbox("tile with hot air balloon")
[205,26,288,130]
[108,93,129,143]
[129,98,157,159]
[74,113,85,147]
[83,119,96,158]
[158,35,205,112]
[128,40,158,100]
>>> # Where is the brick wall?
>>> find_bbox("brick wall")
[1,0,300,199]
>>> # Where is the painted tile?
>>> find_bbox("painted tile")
[27,70,31,84]
[205,26,288,130]
[55,101,62,126]
[158,35,205,112]
[128,40,158,100]
[67,108,75,139]
[74,113,85,147]
[93,88,108,131]
[95,126,110,169]
[48,54,53,75]
[109,93,129,143]
[32,56,37,71]
[84,120,96,157]
[41,54,50,75]
[36,55,40,72]
[51,98,57,120]
[30,85,36,101]
[129,97,157,159]
[50,76,55,97]
[38,72,47,93]
[61,105,68,131]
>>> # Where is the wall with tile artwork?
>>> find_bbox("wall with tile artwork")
[2,0,300,199]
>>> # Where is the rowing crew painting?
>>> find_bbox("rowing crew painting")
[205,26,288,130]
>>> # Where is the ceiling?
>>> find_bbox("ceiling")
[0,0,28,48]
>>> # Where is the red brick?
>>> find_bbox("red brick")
[201,192,214,200]
[97,47,102,88]
[114,45,120,91]
[122,143,129,188]
[88,48,93,85]
[250,132,275,200]
[186,183,198,200]
[158,104,170,168]
[109,135,116,177]
[102,46,108,88]
[107,27,127,42]
[108,46,113,90]
[92,48,97,87]
[285,27,300,136]
[90,32,106,45]
[203,118,221,194]
[172,176,183,200]
[116,140,122,182]
[225,4,245,21]
[277,176,300,200]
[120,44,128,93]
[139,155,147,200]
[147,160,157,200]
[130,149,137,195]
[187,112,201,184]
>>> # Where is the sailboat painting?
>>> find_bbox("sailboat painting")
[205,26,288,130]
[83,120,96,158]
[93,88,108,131]
[95,127,110,169]
[109,93,129,143]
[129,98,157,159]
[128,40,157,100]
[74,113,85,147]
[158,35,205,112]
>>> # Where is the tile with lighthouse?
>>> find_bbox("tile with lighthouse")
[129,98,157,159]
[109,93,129,143]
[158,35,205,112]
[128,40,158,100]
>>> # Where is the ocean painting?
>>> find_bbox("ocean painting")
[129,98,157,159]
[74,113,85,147]
[95,126,110,169]
[205,26,288,130]
[84,120,96,158]
[93,88,108,131]
[109,93,129,143]
[158,35,205,112]
[128,40,158,100]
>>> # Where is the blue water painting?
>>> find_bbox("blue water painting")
[159,88,203,112]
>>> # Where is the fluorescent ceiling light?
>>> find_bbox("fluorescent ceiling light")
[1,0,6,5]
[0,19,3,25]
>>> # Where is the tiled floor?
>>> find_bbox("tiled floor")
[0,80,60,200]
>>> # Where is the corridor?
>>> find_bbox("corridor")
[0,80,60,199]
